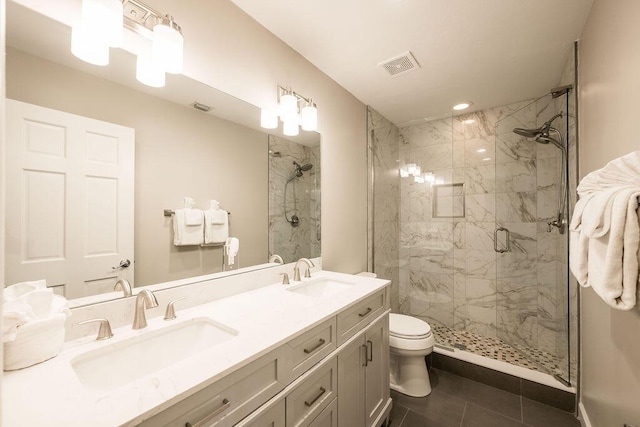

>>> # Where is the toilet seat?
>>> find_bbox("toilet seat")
[389,313,432,339]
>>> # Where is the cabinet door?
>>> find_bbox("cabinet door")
[235,399,285,427]
[364,315,390,427]
[308,398,337,427]
[337,335,366,426]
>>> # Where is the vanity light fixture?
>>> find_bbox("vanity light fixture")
[71,0,184,88]
[71,0,123,65]
[453,102,472,111]
[261,86,318,133]
[261,109,279,129]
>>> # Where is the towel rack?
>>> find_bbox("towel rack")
[164,209,231,217]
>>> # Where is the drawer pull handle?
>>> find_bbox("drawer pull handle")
[304,387,326,407]
[362,344,369,367]
[303,338,326,354]
[358,307,372,318]
[367,340,373,362]
[185,398,230,427]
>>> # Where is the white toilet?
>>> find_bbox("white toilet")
[389,313,435,397]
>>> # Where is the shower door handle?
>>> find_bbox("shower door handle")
[493,227,510,253]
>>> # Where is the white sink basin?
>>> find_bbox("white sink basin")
[71,317,237,390]
[287,278,355,297]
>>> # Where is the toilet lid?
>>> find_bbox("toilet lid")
[389,313,432,339]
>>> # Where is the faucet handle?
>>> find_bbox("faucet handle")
[164,297,187,320]
[78,318,113,340]
[280,272,290,285]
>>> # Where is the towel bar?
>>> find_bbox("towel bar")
[164,209,230,217]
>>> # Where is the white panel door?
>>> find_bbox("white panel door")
[6,99,135,299]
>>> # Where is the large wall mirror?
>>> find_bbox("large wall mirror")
[4,1,321,304]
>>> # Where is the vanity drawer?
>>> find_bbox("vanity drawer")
[285,357,337,427]
[137,346,287,427]
[336,290,385,345]
[286,317,336,380]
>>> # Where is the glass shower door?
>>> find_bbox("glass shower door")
[494,96,572,385]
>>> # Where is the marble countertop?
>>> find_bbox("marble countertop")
[3,271,389,427]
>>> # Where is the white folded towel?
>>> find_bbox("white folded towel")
[204,207,229,244]
[184,208,203,226]
[173,209,204,246]
[2,281,71,343]
[569,151,640,310]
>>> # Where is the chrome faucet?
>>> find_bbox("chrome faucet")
[293,258,315,281]
[114,278,132,297]
[132,289,158,329]
[269,254,284,264]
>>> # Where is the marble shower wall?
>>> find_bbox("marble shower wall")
[368,107,401,312]
[268,135,321,263]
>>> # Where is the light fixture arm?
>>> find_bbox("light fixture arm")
[277,86,317,110]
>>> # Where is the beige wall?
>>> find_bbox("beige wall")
[579,0,640,424]
[6,47,269,287]
[149,0,369,273]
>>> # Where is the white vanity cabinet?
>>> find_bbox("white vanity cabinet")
[137,287,390,427]
[337,314,390,427]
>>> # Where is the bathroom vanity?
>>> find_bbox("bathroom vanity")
[2,269,391,427]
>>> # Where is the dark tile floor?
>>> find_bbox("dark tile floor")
[389,369,580,427]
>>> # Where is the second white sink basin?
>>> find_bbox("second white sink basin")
[71,317,237,390]
[287,278,355,297]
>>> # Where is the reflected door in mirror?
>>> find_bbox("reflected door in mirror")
[5,100,135,299]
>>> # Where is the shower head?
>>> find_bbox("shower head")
[513,113,564,147]
[513,127,543,138]
[293,161,313,177]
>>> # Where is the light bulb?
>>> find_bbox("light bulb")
[301,103,317,131]
[413,165,422,177]
[424,172,435,184]
[279,93,298,122]
[71,23,109,66]
[80,0,122,47]
[136,53,166,88]
[283,118,299,136]
[153,17,184,74]
[406,163,417,175]
[260,109,278,129]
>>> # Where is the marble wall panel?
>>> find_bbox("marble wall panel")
[465,165,496,194]
[400,118,452,147]
[496,133,537,163]
[496,192,537,222]
[368,107,401,312]
[495,160,537,193]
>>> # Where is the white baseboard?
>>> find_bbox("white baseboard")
[578,401,592,427]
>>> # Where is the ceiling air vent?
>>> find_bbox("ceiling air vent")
[379,52,420,77]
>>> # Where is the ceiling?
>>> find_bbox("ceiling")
[229,0,594,126]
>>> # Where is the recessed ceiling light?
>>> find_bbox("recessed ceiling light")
[453,102,472,111]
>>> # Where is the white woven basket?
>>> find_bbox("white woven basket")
[3,313,66,371]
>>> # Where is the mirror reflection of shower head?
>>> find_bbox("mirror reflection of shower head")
[293,161,313,177]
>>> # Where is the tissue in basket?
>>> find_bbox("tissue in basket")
[3,313,67,371]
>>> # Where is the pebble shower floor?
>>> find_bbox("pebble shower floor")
[432,326,564,376]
